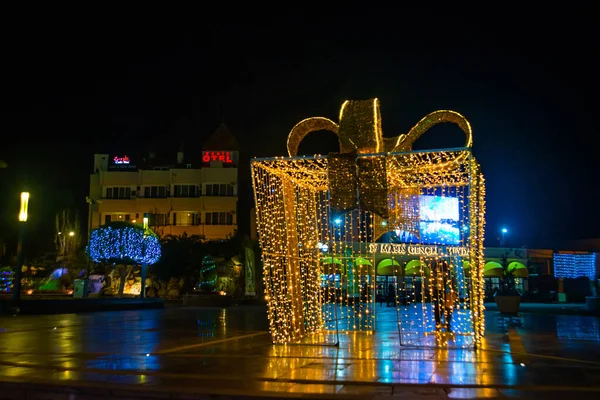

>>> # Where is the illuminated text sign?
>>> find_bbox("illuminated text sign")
[367,243,469,257]
[113,155,130,164]
[202,151,233,164]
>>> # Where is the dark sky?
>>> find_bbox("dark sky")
[0,6,598,254]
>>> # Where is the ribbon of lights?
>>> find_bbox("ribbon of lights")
[252,99,485,347]
[88,223,161,265]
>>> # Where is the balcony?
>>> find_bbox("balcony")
[148,224,237,240]
[204,196,236,210]
[96,199,137,213]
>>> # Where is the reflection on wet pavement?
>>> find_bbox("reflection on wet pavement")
[0,305,599,397]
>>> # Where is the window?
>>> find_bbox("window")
[148,213,168,227]
[173,212,200,226]
[205,212,233,225]
[144,186,168,198]
[105,187,131,199]
[205,184,235,196]
[174,184,200,198]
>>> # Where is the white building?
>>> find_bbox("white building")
[88,124,239,240]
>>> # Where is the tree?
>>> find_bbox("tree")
[55,210,81,269]
[243,235,264,300]
[88,221,161,297]
[153,233,206,293]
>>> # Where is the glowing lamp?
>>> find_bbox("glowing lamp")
[19,192,29,222]
[501,228,508,233]
[68,231,75,237]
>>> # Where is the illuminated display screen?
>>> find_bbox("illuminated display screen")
[418,195,460,245]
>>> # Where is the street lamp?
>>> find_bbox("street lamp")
[501,228,508,247]
[18,192,29,222]
[85,197,97,278]
[13,192,29,305]
[141,213,149,298]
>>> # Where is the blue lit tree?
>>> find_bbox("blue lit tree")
[88,221,161,297]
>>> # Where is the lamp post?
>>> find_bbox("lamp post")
[13,192,29,306]
[501,228,508,247]
[140,213,149,299]
[85,197,96,278]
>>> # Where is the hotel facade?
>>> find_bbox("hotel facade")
[88,124,239,240]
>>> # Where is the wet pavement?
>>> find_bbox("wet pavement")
[0,305,599,399]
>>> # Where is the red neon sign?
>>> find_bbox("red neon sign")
[202,151,233,164]
[113,155,130,164]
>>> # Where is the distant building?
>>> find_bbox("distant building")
[88,123,239,240]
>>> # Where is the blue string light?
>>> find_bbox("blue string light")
[88,224,161,265]
[198,277,217,286]
[553,253,596,280]
[0,268,13,293]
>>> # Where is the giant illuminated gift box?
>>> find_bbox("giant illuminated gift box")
[251,99,486,346]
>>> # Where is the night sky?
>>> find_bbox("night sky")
[0,6,598,255]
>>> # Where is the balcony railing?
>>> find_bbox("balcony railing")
[101,194,236,200]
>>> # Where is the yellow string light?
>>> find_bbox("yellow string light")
[252,99,485,347]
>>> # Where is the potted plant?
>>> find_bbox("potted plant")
[493,254,522,314]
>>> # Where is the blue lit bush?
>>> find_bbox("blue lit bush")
[88,222,161,266]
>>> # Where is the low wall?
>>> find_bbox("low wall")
[0,296,164,315]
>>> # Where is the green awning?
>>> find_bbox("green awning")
[321,257,342,265]
[513,267,529,278]
[484,261,503,277]
[405,259,430,275]
[507,261,526,271]
[377,258,401,275]
[508,261,528,278]
[354,257,373,267]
